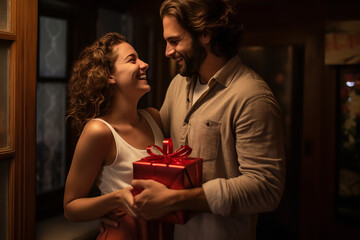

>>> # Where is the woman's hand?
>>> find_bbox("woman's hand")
[99,187,137,232]
[111,186,138,217]
[99,216,119,232]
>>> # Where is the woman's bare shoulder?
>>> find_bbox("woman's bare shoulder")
[80,119,113,144]
[145,107,163,131]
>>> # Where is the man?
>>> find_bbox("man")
[133,0,286,239]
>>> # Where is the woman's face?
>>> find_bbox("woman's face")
[109,42,150,96]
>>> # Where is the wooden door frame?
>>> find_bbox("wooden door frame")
[7,0,37,239]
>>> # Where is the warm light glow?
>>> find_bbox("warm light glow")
[346,81,355,87]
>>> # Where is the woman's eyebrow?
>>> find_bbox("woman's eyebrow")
[123,53,137,61]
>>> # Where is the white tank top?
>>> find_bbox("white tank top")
[94,109,164,195]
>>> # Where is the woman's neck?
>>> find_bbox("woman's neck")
[103,93,141,126]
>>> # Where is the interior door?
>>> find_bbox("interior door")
[0,0,38,239]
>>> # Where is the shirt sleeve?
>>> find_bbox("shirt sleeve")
[203,94,286,216]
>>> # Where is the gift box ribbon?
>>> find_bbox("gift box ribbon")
[145,138,192,165]
[143,138,194,187]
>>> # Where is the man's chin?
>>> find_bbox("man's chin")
[178,67,193,77]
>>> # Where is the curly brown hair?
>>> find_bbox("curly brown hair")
[160,0,244,58]
[67,32,127,134]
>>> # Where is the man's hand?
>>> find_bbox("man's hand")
[131,179,177,220]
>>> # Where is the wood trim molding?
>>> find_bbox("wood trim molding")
[0,150,15,160]
[8,0,38,239]
[0,32,16,41]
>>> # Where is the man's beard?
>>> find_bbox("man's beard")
[176,38,207,77]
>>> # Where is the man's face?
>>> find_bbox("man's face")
[162,15,206,77]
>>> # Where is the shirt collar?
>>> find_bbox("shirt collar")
[185,54,242,88]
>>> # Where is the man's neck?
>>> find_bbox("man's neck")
[198,53,229,84]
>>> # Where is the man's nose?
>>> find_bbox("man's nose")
[165,44,175,58]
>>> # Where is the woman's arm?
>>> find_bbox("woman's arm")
[64,120,136,222]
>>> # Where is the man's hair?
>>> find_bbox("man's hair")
[67,32,126,134]
[160,0,244,58]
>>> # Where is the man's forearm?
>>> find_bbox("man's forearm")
[171,187,211,212]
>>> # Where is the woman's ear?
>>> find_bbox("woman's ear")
[108,75,116,84]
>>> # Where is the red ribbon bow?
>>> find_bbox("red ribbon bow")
[144,138,192,165]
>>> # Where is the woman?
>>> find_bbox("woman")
[64,32,165,240]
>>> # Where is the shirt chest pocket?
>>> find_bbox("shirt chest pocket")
[187,119,220,161]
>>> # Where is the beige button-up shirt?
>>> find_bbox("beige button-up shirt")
[160,55,285,240]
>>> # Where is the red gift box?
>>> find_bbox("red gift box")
[133,138,202,224]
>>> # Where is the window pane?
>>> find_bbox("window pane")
[0,0,10,31]
[0,43,10,149]
[0,160,9,240]
[36,82,66,194]
[39,17,67,78]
